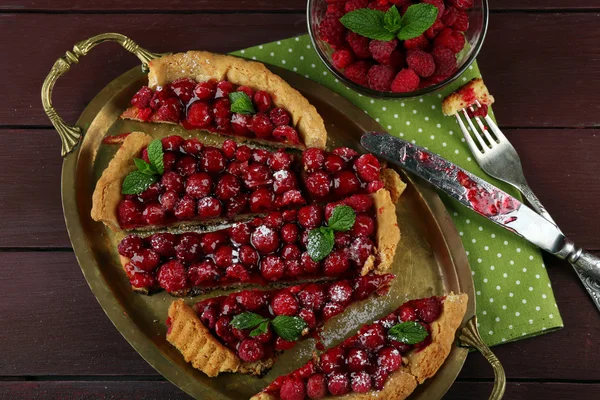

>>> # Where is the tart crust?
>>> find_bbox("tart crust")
[442,78,495,116]
[91,132,152,232]
[166,299,273,377]
[250,293,468,400]
[124,51,327,149]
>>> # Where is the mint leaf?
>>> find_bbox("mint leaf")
[230,312,269,330]
[271,316,308,341]
[250,321,270,337]
[307,227,335,262]
[229,92,256,115]
[388,321,429,345]
[398,3,438,40]
[121,170,157,195]
[133,158,156,176]
[340,8,396,41]
[384,5,401,33]
[147,139,164,175]
[327,205,356,232]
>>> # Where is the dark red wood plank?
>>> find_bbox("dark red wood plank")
[1,128,598,249]
[0,252,158,376]
[1,13,600,127]
[0,381,599,400]
[1,0,598,11]
[0,251,598,379]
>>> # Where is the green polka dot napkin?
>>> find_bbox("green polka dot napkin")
[230,35,563,346]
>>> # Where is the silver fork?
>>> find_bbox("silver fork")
[455,103,600,312]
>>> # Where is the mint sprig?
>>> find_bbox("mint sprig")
[341,4,438,42]
[388,321,429,345]
[229,91,256,115]
[307,205,357,262]
[121,139,165,195]
[229,312,307,342]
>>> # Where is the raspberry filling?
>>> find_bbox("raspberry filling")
[117,138,307,229]
[118,195,380,294]
[186,274,394,363]
[260,296,445,399]
[301,147,384,200]
[125,79,301,145]
[319,0,473,92]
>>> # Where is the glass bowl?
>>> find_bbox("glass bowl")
[307,0,489,99]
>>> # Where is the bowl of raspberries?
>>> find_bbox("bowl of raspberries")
[308,0,488,97]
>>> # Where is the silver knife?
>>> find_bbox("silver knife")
[361,132,600,286]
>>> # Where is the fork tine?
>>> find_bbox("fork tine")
[468,106,498,145]
[474,100,508,142]
[455,112,483,155]
[461,108,489,151]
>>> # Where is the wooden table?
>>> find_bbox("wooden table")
[1,1,599,399]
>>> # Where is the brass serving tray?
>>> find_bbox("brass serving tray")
[43,34,504,400]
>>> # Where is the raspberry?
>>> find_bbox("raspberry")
[449,0,473,10]
[260,255,285,281]
[366,65,395,91]
[319,12,346,48]
[333,147,358,162]
[142,203,166,225]
[229,223,251,245]
[327,372,350,396]
[130,249,160,272]
[157,260,188,293]
[346,348,370,372]
[215,174,241,201]
[197,197,223,219]
[131,86,153,109]
[269,150,293,171]
[129,271,156,289]
[269,107,291,126]
[118,199,143,226]
[297,283,326,310]
[372,367,389,390]
[413,297,442,323]
[323,250,350,276]
[215,80,234,98]
[149,87,173,110]
[328,280,353,304]
[271,292,299,316]
[280,379,306,400]
[434,28,465,53]
[182,138,203,155]
[236,290,267,311]
[186,101,213,128]
[163,152,178,169]
[221,139,237,159]
[406,49,436,78]
[351,214,375,237]
[188,260,221,285]
[358,323,386,349]
[273,126,300,144]
[306,374,327,399]
[442,5,458,27]
[332,170,360,197]
[302,148,326,172]
[159,191,178,211]
[348,236,374,265]
[404,34,430,51]
[305,171,332,198]
[331,48,354,69]
[342,194,373,212]
[354,153,381,181]
[280,224,299,244]
[351,371,372,393]
[154,98,182,123]
[390,69,420,93]
[345,0,368,12]
[253,90,272,113]
[231,113,251,135]
[423,0,445,19]
[175,155,197,177]
[200,147,226,174]
[320,347,345,374]
[273,170,298,195]
[118,235,144,258]
[249,188,275,213]
[298,205,323,229]
[249,113,274,138]
[346,32,371,59]
[369,39,403,67]
[169,78,196,104]
[432,46,457,76]
[324,154,345,173]
[194,80,217,100]
[238,339,265,362]
[367,0,389,11]
[398,304,417,321]
[453,10,469,32]
[377,347,401,372]
[344,61,371,85]
[368,180,385,193]
[251,225,280,254]
[236,85,254,99]
[425,20,445,39]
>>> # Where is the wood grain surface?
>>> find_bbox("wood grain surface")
[1,1,599,399]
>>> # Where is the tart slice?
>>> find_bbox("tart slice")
[442,78,495,117]
[121,51,327,149]
[251,294,468,400]
[117,192,400,295]
[91,132,405,232]
[166,274,395,377]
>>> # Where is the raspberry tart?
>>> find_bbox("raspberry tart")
[116,191,399,295]
[91,132,405,232]
[442,78,495,116]
[121,51,327,149]
[251,294,468,400]
[165,274,394,377]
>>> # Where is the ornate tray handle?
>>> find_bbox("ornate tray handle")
[459,316,506,400]
[41,32,166,156]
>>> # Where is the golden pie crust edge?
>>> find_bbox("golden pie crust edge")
[251,293,468,400]
[166,299,273,377]
[141,51,327,149]
[442,78,495,116]
[90,131,152,232]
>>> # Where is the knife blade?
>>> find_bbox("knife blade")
[361,132,600,282]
